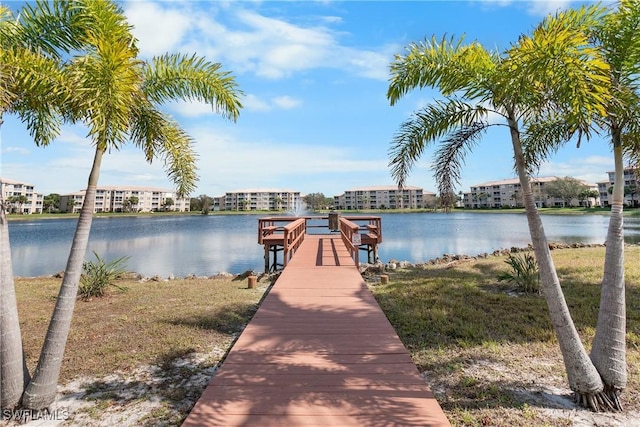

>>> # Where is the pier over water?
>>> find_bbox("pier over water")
[182,215,450,426]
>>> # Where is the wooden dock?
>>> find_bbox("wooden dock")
[182,234,450,426]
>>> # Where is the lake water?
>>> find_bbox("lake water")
[8,212,640,277]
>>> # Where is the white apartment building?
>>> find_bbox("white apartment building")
[597,168,639,207]
[334,186,434,210]
[463,177,599,208]
[221,189,301,211]
[60,186,189,213]
[0,177,43,214]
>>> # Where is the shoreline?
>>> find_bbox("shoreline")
[14,242,619,281]
[6,206,640,222]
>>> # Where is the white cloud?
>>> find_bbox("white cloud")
[125,1,193,55]
[272,96,302,109]
[2,147,30,155]
[125,1,391,81]
[526,0,573,16]
[538,155,613,184]
[242,94,272,112]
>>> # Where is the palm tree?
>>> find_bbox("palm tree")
[3,0,242,410]
[387,6,617,410]
[1,1,79,409]
[586,0,640,407]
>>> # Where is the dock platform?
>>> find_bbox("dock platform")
[182,234,450,426]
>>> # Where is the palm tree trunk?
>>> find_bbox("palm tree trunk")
[0,202,30,410]
[508,117,607,409]
[22,147,104,410]
[590,131,626,409]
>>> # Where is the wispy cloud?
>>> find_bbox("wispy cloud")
[125,0,391,81]
[2,147,30,155]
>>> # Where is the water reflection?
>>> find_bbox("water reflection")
[7,213,640,277]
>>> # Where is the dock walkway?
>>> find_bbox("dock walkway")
[183,235,450,426]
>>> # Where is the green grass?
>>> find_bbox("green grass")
[13,245,640,426]
[368,245,640,426]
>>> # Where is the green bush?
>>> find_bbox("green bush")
[498,252,540,294]
[79,251,130,300]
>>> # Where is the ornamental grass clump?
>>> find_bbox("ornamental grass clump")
[79,251,130,300]
[498,252,540,294]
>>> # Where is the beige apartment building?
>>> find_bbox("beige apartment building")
[463,177,599,208]
[333,186,434,210]
[0,177,43,214]
[60,186,189,213]
[597,168,639,207]
[217,189,302,211]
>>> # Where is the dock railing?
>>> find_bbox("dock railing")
[282,218,306,267]
[338,217,361,265]
[258,214,382,271]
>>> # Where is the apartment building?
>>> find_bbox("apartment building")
[220,189,301,211]
[60,186,189,213]
[463,177,599,208]
[0,177,43,214]
[333,186,434,210]
[597,168,639,207]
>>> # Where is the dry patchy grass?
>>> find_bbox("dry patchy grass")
[11,246,640,426]
[16,275,268,387]
[369,245,640,426]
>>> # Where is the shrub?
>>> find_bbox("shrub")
[498,252,540,294]
[79,251,130,300]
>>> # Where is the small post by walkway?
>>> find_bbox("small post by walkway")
[247,275,257,289]
[380,274,389,285]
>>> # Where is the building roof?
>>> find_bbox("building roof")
[343,185,425,192]
[0,177,34,186]
[227,189,300,194]
[62,185,177,196]
[471,176,596,188]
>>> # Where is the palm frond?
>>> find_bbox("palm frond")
[388,99,491,187]
[130,102,197,197]
[433,122,487,197]
[505,4,610,131]
[522,118,584,173]
[387,35,496,105]
[143,53,242,121]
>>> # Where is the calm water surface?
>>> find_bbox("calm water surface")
[8,212,640,277]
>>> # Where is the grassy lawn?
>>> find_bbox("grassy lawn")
[12,245,640,425]
[368,245,640,426]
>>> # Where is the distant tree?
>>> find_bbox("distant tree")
[578,189,600,207]
[163,197,174,211]
[274,196,284,211]
[7,195,28,214]
[543,177,589,207]
[189,197,202,212]
[303,193,332,210]
[197,194,213,214]
[43,193,60,213]
[438,191,458,212]
[128,196,139,212]
[67,199,78,213]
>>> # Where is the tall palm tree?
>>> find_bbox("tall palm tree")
[0,1,80,409]
[585,0,640,407]
[3,0,242,410]
[387,6,618,410]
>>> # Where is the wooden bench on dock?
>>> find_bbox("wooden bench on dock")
[259,215,382,272]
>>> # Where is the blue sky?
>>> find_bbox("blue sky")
[1,0,616,198]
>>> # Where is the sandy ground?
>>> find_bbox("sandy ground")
[3,350,639,427]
